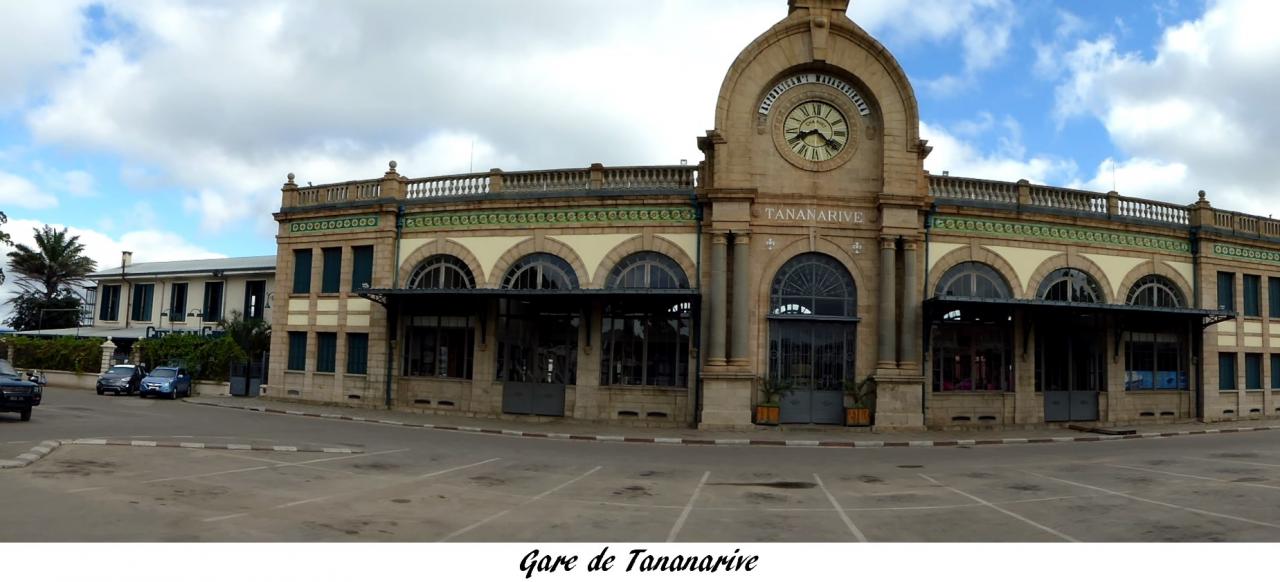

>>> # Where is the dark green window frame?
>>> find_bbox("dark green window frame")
[99,284,121,321]
[1270,278,1280,318]
[321,248,342,293]
[1219,352,1237,391]
[316,332,337,373]
[169,283,188,322]
[1217,272,1235,311]
[346,333,369,375]
[287,332,307,371]
[202,281,224,321]
[293,249,313,294]
[1246,353,1263,390]
[351,246,374,291]
[1272,354,1280,390]
[1243,275,1261,317]
[131,283,154,321]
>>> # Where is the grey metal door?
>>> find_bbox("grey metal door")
[497,303,576,417]
[1040,329,1102,422]
[771,320,855,425]
[502,381,566,416]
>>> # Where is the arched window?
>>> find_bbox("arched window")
[767,253,857,424]
[606,252,689,289]
[405,255,475,289]
[1126,275,1184,308]
[769,253,856,318]
[935,262,1012,299]
[1038,268,1103,303]
[502,253,578,290]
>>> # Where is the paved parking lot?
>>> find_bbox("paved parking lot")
[6,388,1280,542]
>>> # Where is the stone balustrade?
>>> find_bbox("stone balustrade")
[284,163,697,207]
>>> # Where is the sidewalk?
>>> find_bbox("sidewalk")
[185,396,1280,448]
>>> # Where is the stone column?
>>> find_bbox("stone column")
[730,232,750,364]
[899,239,919,368]
[877,236,898,368]
[100,338,116,373]
[709,232,729,365]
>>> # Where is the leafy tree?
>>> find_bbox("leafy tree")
[4,225,97,330]
[221,309,271,361]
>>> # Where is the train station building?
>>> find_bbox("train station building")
[265,0,1277,430]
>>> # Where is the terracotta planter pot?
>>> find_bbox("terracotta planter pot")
[845,407,871,426]
[754,405,780,425]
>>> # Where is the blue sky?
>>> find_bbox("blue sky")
[1,0,1276,283]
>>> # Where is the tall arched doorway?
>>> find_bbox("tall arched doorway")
[767,253,858,424]
[496,253,581,416]
[1035,268,1105,422]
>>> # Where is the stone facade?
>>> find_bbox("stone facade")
[265,0,1280,431]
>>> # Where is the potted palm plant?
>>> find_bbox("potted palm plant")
[844,376,875,426]
[754,376,789,425]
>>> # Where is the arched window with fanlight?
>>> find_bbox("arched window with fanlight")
[767,253,857,424]
[930,262,1013,393]
[502,253,578,290]
[1123,274,1189,391]
[402,255,477,380]
[1038,268,1104,303]
[600,252,692,389]
[496,253,581,388]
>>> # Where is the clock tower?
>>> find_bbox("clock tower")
[696,0,930,429]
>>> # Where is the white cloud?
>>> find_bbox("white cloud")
[0,0,87,109]
[1053,0,1280,215]
[1071,157,1190,200]
[921,118,1077,185]
[0,171,58,209]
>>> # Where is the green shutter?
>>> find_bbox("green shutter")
[171,283,188,322]
[203,282,223,320]
[351,246,374,291]
[287,332,307,371]
[1219,353,1236,390]
[316,333,337,373]
[321,248,342,293]
[293,249,313,293]
[346,333,369,374]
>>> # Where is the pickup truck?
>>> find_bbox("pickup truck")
[0,359,42,421]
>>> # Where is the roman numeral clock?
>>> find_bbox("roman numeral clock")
[760,72,873,172]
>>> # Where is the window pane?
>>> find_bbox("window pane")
[170,283,188,322]
[346,333,368,375]
[321,247,342,293]
[316,332,337,373]
[1217,272,1235,311]
[1244,275,1260,316]
[1272,354,1280,390]
[1219,352,1237,391]
[403,316,474,379]
[293,249,312,293]
[1271,278,1280,318]
[351,246,374,291]
[287,332,307,371]
[132,284,154,321]
[1246,354,1262,390]
[203,282,223,321]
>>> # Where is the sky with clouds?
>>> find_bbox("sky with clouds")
[1,0,1278,289]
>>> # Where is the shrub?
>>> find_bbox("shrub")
[0,335,102,373]
[136,334,247,382]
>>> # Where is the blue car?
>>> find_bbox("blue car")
[138,366,193,400]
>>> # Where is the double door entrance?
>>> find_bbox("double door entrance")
[497,300,579,416]
[768,320,856,425]
[1037,322,1104,422]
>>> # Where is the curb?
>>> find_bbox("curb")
[0,438,363,470]
[185,400,1280,449]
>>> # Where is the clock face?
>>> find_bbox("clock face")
[782,100,848,163]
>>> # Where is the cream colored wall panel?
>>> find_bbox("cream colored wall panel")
[315,299,340,312]
[397,237,434,266]
[655,233,698,264]
[548,234,640,286]
[1218,321,1237,333]
[1244,321,1263,334]
[287,314,309,327]
[1271,322,1280,336]
[1080,253,1149,300]
[1164,260,1194,289]
[347,314,371,328]
[447,236,531,284]
[347,298,372,312]
[1219,335,1238,347]
[1243,336,1264,348]
[315,314,339,326]
[287,299,309,312]
[981,246,1063,296]
[927,242,966,271]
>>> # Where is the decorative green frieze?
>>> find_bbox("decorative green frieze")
[931,215,1191,254]
[1213,243,1280,265]
[403,206,696,230]
[288,215,379,234]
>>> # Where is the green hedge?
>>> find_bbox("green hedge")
[0,336,102,373]
[135,334,247,382]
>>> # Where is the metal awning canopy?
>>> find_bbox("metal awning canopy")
[924,296,1235,328]
[357,287,701,306]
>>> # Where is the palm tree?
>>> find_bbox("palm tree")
[221,310,272,361]
[6,225,97,300]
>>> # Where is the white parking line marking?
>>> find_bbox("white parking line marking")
[440,466,603,542]
[1188,456,1280,469]
[920,474,1079,542]
[667,471,710,543]
[69,487,105,493]
[1025,470,1280,530]
[202,457,502,523]
[142,448,408,484]
[1107,464,1280,491]
[814,473,868,542]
